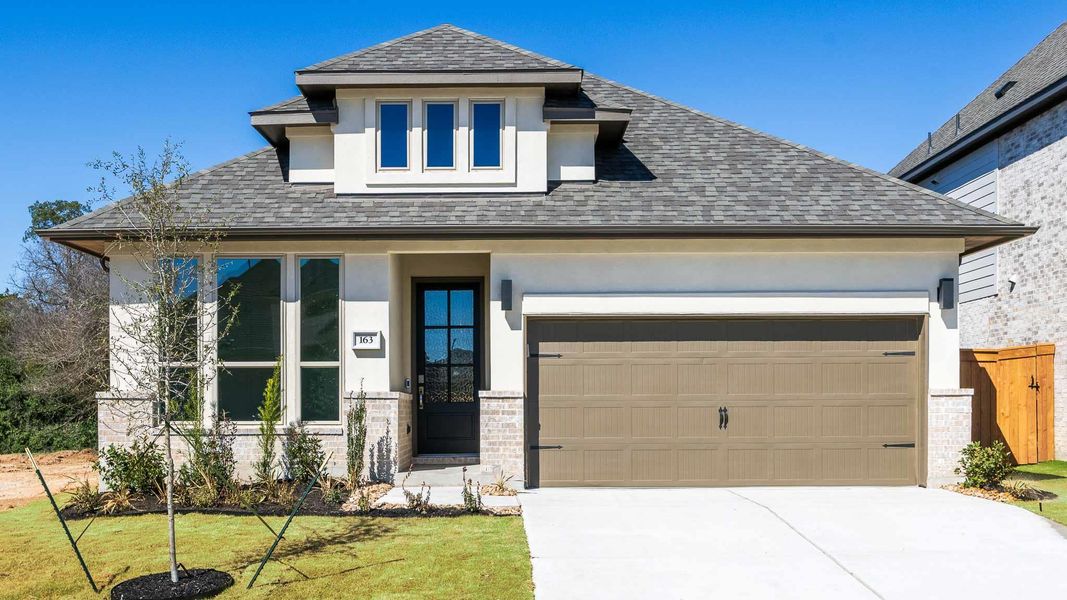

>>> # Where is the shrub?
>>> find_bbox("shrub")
[64,478,102,513]
[254,358,283,486]
[401,471,431,514]
[282,424,326,486]
[178,418,238,503]
[956,440,1014,489]
[96,437,165,494]
[461,467,482,514]
[346,385,368,488]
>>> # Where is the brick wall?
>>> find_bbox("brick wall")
[958,99,1067,460]
[927,388,974,486]
[479,390,525,485]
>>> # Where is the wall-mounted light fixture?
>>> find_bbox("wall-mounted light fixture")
[501,279,513,311]
[938,278,955,310]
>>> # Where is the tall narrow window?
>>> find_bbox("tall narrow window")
[217,258,281,421]
[300,258,340,422]
[425,102,456,168]
[163,258,199,420]
[471,101,502,168]
[378,102,409,169]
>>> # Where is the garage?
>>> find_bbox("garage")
[526,318,923,487]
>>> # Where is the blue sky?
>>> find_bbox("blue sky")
[1,1,1063,282]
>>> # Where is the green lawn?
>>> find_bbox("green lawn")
[0,498,533,599]
[1010,460,1067,527]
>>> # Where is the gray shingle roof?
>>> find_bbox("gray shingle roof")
[891,22,1067,178]
[299,24,577,73]
[52,72,1022,238]
[251,95,335,115]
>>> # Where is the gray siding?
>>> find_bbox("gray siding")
[921,142,999,303]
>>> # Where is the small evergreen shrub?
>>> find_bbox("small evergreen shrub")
[96,437,166,494]
[956,440,1014,489]
[346,385,368,488]
[254,358,283,486]
[282,424,326,486]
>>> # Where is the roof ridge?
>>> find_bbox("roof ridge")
[440,24,577,70]
[51,147,277,231]
[298,24,450,72]
[585,73,1018,226]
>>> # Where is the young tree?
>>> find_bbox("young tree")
[97,142,237,583]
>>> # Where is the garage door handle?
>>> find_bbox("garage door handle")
[718,407,725,429]
[882,442,915,448]
[531,445,563,450]
[883,351,916,356]
[723,407,729,429]
[531,353,563,358]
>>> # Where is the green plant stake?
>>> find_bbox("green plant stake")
[25,448,98,593]
[247,453,332,589]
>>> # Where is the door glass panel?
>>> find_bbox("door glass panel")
[425,366,449,403]
[451,366,475,402]
[450,289,474,326]
[450,328,474,365]
[424,329,448,364]
[424,290,448,326]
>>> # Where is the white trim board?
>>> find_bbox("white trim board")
[520,291,932,316]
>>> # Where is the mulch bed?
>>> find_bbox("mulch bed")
[111,568,233,600]
[945,483,1056,503]
[62,482,521,519]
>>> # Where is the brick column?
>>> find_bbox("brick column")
[346,391,412,484]
[480,390,525,485]
[927,388,974,487]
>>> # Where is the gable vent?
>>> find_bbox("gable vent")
[994,80,1017,99]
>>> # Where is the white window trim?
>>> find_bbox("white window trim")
[211,255,286,425]
[376,100,412,171]
[423,100,458,170]
[470,99,504,170]
[295,255,344,425]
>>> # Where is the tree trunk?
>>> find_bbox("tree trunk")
[164,423,179,583]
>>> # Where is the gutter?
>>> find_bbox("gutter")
[897,74,1067,182]
[39,223,1037,254]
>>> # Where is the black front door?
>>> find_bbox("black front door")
[415,282,480,454]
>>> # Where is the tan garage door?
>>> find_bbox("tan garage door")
[527,318,922,487]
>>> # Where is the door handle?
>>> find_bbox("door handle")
[531,445,563,450]
[418,385,424,410]
[882,442,915,448]
[723,407,729,430]
[718,406,725,430]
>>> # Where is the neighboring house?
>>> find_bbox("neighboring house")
[891,22,1067,461]
[44,25,1033,488]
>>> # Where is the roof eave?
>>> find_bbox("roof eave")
[39,223,1038,255]
[295,69,583,93]
[896,75,1067,182]
[249,109,339,146]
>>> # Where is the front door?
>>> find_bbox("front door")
[415,282,481,454]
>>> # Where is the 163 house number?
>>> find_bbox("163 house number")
[352,331,382,350]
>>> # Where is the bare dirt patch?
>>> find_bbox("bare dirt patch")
[0,449,97,511]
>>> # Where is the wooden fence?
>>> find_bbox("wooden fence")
[960,344,1055,465]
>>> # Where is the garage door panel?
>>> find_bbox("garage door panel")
[529,318,920,487]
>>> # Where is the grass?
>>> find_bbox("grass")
[0,497,533,599]
[1009,460,1067,527]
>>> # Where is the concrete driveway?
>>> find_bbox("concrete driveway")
[520,487,1067,599]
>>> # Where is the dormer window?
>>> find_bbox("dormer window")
[378,102,410,169]
[471,101,503,168]
[425,102,456,169]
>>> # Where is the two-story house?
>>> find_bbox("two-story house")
[44,25,1033,488]
[891,22,1066,462]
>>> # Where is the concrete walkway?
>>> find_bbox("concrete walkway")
[520,487,1067,599]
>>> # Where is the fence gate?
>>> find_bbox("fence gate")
[960,344,1055,464]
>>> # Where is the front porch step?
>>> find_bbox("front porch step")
[399,463,501,488]
[411,453,480,466]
